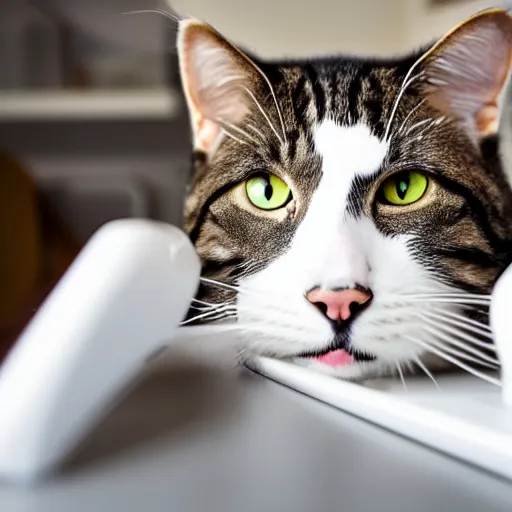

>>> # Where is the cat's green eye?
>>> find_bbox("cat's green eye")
[379,171,428,206]
[245,173,291,210]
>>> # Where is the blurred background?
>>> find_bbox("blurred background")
[0,0,505,355]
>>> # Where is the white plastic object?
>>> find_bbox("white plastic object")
[490,263,512,406]
[0,219,200,483]
[246,262,512,482]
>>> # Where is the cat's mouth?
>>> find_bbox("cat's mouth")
[298,344,377,368]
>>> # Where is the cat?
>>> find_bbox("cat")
[177,7,512,382]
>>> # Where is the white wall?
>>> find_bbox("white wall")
[171,0,407,58]
[171,0,505,58]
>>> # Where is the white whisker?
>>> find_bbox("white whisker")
[405,292,490,300]
[395,361,408,391]
[247,69,288,144]
[419,314,497,356]
[429,307,491,332]
[420,325,499,369]
[398,99,426,134]
[243,87,284,145]
[246,123,267,141]
[423,309,493,340]
[190,299,235,312]
[221,128,249,146]
[217,119,259,145]
[190,304,212,311]
[405,118,430,135]
[180,305,237,326]
[408,297,491,306]
[414,356,441,390]
[123,8,181,23]
[201,311,237,324]
[202,277,300,304]
[191,298,228,307]
[200,277,239,292]
[177,324,241,338]
[406,336,501,387]
[385,71,425,141]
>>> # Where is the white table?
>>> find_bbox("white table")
[0,341,510,512]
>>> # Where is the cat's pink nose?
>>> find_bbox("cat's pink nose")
[306,287,372,322]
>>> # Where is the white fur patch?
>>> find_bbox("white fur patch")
[292,121,388,289]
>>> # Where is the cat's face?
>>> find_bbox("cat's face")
[178,9,512,380]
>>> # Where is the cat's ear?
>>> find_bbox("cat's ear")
[419,8,512,142]
[177,18,266,154]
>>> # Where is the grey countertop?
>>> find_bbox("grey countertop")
[1,342,511,512]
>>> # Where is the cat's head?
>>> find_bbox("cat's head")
[178,8,512,380]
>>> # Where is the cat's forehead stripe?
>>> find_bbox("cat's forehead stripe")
[263,120,390,290]
[312,120,388,219]
[313,121,388,179]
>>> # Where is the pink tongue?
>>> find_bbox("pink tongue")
[314,349,355,367]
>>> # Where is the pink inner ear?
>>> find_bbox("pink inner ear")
[178,20,264,155]
[423,14,512,138]
[197,118,222,152]
[477,104,500,136]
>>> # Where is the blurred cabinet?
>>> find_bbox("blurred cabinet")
[0,0,190,240]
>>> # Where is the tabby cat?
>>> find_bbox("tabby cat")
[177,8,512,381]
